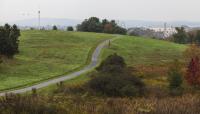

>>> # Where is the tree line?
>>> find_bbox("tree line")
[0,24,20,58]
[77,17,127,35]
[172,27,200,44]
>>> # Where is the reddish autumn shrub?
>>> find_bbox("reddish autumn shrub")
[185,57,200,87]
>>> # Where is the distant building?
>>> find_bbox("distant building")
[128,27,167,39]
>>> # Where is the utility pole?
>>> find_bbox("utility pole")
[38,10,40,30]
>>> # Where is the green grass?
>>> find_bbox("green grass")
[102,36,187,66]
[37,72,91,95]
[0,30,114,91]
[38,35,188,94]
[101,36,187,87]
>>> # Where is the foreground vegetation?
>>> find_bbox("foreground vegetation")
[0,30,114,91]
[1,93,200,114]
[2,52,200,114]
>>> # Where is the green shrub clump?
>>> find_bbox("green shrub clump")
[88,53,145,97]
[168,60,183,96]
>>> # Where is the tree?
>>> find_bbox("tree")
[113,26,127,35]
[173,27,188,44]
[195,30,200,45]
[188,31,196,44]
[0,55,2,64]
[0,24,20,58]
[10,24,20,53]
[76,17,127,35]
[67,26,74,31]
[185,57,200,87]
[77,17,102,32]
[103,24,114,34]
[102,19,109,26]
[52,25,58,30]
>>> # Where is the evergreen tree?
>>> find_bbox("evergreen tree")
[0,24,20,58]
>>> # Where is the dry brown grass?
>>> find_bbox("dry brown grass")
[1,93,200,114]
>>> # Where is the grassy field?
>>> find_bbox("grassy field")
[102,36,187,86]
[38,35,187,94]
[0,30,114,91]
[0,32,193,114]
[103,36,186,66]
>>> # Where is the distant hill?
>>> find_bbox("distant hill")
[10,18,81,27]
[122,20,200,28]
[4,18,200,28]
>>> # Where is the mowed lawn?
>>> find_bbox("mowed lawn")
[0,30,114,91]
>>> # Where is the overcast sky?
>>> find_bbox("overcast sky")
[1,0,200,22]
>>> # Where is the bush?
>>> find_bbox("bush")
[184,44,200,59]
[185,56,200,87]
[168,60,183,89]
[88,53,145,97]
[89,72,145,97]
[52,25,58,30]
[67,26,74,31]
[96,53,126,73]
[168,60,183,96]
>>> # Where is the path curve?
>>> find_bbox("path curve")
[0,39,112,96]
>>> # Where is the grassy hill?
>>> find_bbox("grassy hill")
[0,31,191,114]
[102,36,187,86]
[0,30,114,91]
[0,31,187,91]
[103,36,186,66]
[39,34,187,94]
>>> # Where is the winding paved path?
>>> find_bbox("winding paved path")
[0,38,113,96]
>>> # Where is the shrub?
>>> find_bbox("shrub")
[96,53,126,73]
[52,25,58,30]
[168,60,183,88]
[88,54,145,97]
[185,56,200,87]
[168,60,183,96]
[184,44,200,59]
[67,26,74,31]
[89,72,145,97]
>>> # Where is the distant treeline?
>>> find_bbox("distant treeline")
[77,17,127,35]
[0,24,20,58]
[170,27,200,44]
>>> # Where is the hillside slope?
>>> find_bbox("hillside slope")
[102,36,187,86]
[103,36,186,66]
[0,30,114,91]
